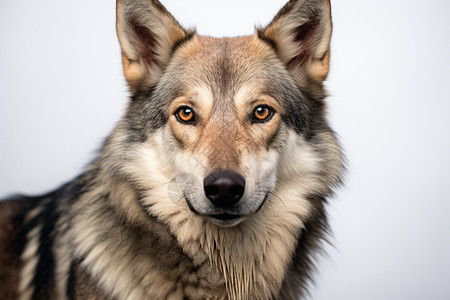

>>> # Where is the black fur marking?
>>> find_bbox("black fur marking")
[279,195,329,299]
[6,191,61,299]
[31,191,61,299]
[67,261,76,300]
[302,90,327,140]
[0,196,36,299]
[12,197,39,257]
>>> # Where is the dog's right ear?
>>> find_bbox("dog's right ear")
[116,0,192,93]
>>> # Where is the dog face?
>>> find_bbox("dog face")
[160,36,292,226]
[114,0,341,227]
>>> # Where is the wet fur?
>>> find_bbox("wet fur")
[0,0,343,299]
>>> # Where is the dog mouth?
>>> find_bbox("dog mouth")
[207,213,246,227]
[186,200,246,226]
[184,191,271,227]
[209,213,241,220]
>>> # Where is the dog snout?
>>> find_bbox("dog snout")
[203,170,245,208]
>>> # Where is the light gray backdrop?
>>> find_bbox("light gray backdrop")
[1,1,449,299]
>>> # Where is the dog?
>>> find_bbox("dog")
[0,0,343,299]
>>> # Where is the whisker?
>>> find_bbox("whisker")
[176,195,185,204]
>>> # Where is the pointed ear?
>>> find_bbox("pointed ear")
[116,0,193,92]
[259,0,332,85]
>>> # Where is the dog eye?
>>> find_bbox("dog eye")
[175,106,196,124]
[252,105,274,122]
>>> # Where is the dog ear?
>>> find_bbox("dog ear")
[259,0,332,85]
[116,0,191,92]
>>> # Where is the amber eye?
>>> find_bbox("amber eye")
[175,106,195,124]
[253,105,273,122]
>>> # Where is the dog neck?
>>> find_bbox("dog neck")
[163,182,313,300]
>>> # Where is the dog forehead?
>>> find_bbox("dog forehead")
[173,35,277,93]
[188,35,265,63]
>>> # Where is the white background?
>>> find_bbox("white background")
[1,1,449,299]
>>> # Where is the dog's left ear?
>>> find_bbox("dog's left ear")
[116,0,191,92]
[259,0,332,85]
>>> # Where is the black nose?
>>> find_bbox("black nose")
[203,170,245,208]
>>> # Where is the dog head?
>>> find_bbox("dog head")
[113,0,341,227]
